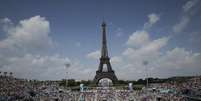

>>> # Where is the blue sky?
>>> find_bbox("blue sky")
[0,0,201,80]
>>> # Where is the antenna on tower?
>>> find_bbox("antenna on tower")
[101,0,106,23]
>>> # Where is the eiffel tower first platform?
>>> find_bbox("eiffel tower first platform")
[93,22,118,85]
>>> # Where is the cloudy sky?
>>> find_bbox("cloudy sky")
[0,0,201,80]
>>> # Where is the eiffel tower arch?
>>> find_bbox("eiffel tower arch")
[93,22,118,85]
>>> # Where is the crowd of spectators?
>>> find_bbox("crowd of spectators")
[0,71,200,101]
[0,74,79,101]
[146,76,201,101]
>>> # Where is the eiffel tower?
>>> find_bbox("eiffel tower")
[93,22,118,85]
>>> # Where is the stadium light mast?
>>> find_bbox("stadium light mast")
[143,61,149,88]
[65,63,71,88]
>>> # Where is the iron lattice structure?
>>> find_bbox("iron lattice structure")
[93,22,118,85]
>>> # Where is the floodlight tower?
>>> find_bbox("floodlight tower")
[143,61,149,88]
[65,63,71,87]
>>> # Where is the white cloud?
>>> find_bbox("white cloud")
[183,0,199,12]
[0,54,70,80]
[0,16,53,52]
[86,50,100,60]
[148,13,160,24]
[144,13,160,29]
[114,11,201,80]
[0,16,86,80]
[111,56,122,65]
[0,18,13,32]
[67,60,96,80]
[124,33,169,62]
[0,18,11,23]
[160,48,201,69]
[119,33,200,80]
[0,18,12,27]
[0,16,98,80]
[152,48,201,77]
[126,30,150,47]
[173,0,199,34]
[173,16,190,33]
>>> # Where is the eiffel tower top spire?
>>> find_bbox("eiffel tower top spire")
[101,21,109,58]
